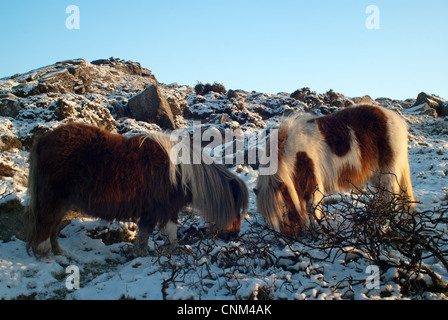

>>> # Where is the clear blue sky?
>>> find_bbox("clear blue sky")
[0,0,447,100]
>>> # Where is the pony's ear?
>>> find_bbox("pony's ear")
[253,188,258,195]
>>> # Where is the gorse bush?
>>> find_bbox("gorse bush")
[195,82,227,95]
[305,184,448,297]
[147,181,448,299]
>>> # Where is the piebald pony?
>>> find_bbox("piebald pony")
[255,104,415,235]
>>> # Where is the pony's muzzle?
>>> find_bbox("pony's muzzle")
[212,213,241,241]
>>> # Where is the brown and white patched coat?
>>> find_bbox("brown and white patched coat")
[255,104,415,235]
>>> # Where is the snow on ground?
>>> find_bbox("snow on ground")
[0,111,447,300]
[0,61,447,299]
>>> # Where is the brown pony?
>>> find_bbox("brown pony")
[26,122,248,256]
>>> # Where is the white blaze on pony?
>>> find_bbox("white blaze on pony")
[255,104,415,235]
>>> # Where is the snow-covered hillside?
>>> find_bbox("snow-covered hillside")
[0,58,447,300]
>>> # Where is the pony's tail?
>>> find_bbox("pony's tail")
[180,161,248,231]
[26,139,41,255]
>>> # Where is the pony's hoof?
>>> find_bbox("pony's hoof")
[130,244,150,258]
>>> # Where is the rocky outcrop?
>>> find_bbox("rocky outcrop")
[411,92,447,117]
[0,58,160,144]
[353,95,377,105]
[91,57,156,79]
[324,90,354,108]
[9,59,95,97]
[1,58,158,100]
[290,87,323,108]
[290,88,354,110]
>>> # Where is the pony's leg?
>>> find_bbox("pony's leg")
[33,203,65,256]
[37,225,63,256]
[36,238,52,256]
[159,207,182,248]
[399,161,416,210]
[133,201,183,256]
[157,196,185,245]
[133,215,157,257]
[311,190,325,221]
[304,189,325,234]
[29,209,53,256]
[375,171,400,204]
[49,206,69,255]
[50,227,63,255]
[161,219,178,244]
[380,167,417,215]
[133,228,152,256]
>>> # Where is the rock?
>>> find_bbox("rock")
[0,98,22,117]
[401,99,415,109]
[323,89,353,108]
[353,95,376,105]
[56,59,87,66]
[19,124,54,150]
[441,101,448,117]
[406,102,439,118]
[111,99,131,118]
[227,89,239,100]
[0,163,15,178]
[421,108,438,118]
[290,87,323,108]
[11,82,39,97]
[116,118,161,136]
[375,97,392,107]
[3,57,158,99]
[219,114,232,124]
[53,98,77,120]
[165,93,189,118]
[412,92,446,117]
[53,98,116,131]
[413,92,445,107]
[291,87,310,101]
[41,61,94,94]
[408,103,432,113]
[10,59,95,97]
[127,85,176,129]
[0,198,26,242]
[91,57,155,79]
[187,103,213,119]
[317,105,340,115]
[0,135,22,152]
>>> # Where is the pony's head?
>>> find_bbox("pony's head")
[205,170,248,240]
[254,119,308,236]
[176,153,248,240]
[254,172,306,236]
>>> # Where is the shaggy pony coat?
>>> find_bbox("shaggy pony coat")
[26,122,248,256]
[255,104,415,235]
